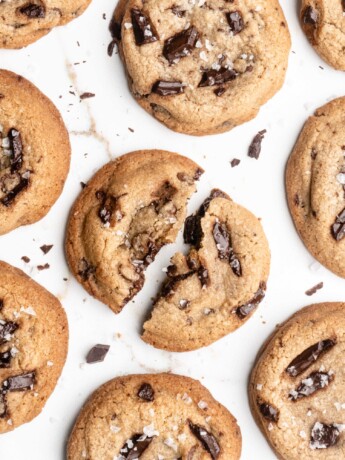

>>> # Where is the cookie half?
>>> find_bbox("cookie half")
[286,97,345,278]
[0,70,70,235]
[142,189,270,351]
[0,261,68,433]
[249,302,345,460]
[301,0,345,71]
[65,150,203,314]
[67,373,242,460]
[0,0,92,48]
[113,0,291,136]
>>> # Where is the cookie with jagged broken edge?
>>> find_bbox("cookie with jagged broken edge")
[112,0,291,136]
[0,260,68,433]
[0,69,70,235]
[67,373,242,460]
[249,302,345,460]
[0,0,92,48]
[301,1,345,71]
[65,150,203,314]
[142,189,270,352]
[286,97,345,279]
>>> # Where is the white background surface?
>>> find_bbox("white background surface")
[0,1,345,459]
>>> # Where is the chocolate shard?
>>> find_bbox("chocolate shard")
[0,321,18,344]
[286,339,336,377]
[86,344,110,364]
[163,26,199,64]
[198,67,237,88]
[1,176,29,207]
[236,282,266,319]
[289,371,333,401]
[226,11,244,34]
[19,3,45,18]
[248,130,266,159]
[310,422,340,450]
[213,222,242,276]
[188,421,220,460]
[303,6,318,25]
[120,433,153,459]
[137,383,154,401]
[152,80,185,96]
[131,8,158,46]
[8,128,23,173]
[40,244,53,255]
[3,371,36,391]
[0,350,12,368]
[331,208,345,241]
[258,401,279,423]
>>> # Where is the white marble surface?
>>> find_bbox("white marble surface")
[0,1,345,459]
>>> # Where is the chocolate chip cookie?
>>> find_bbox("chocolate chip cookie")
[142,189,270,351]
[112,0,291,135]
[0,70,70,235]
[65,150,203,314]
[301,0,345,70]
[0,260,68,433]
[67,373,242,460]
[249,302,345,460]
[0,0,92,48]
[286,97,345,278]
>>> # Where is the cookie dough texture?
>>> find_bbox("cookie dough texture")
[142,190,270,352]
[0,70,70,235]
[286,97,345,278]
[65,150,203,314]
[301,0,345,70]
[67,373,242,460]
[0,261,68,433]
[0,0,92,48]
[114,0,291,136]
[249,302,345,460]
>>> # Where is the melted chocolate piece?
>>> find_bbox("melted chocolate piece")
[0,350,12,368]
[3,372,35,391]
[331,208,345,241]
[289,371,333,401]
[248,130,266,159]
[78,258,96,281]
[109,16,122,41]
[152,181,177,212]
[188,421,220,460]
[98,195,120,225]
[163,26,199,64]
[0,321,18,344]
[236,282,266,319]
[310,422,340,450]
[258,401,279,422]
[1,176,29,207]
[8,128,23,173]
[198,67,236,88]
[213,222,241,276]
[19,3,45,18]
[152,80,185,96]
[286,339,335,377]
[86,344,109,364]
[131,8,158,46]
[120,433,153,459]
[137,383,154,401]
[303,6,318,25]
[184,215,203,247]
[226,11,244,34]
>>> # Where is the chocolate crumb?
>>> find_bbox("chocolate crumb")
[248,130,267,159]
[305,282,323,296]
[230,158,240,168]
[21,256,30,263]
[86,344,110,364]
[80,92,95,100]
[37,263,50,271]
[40,244,53,255]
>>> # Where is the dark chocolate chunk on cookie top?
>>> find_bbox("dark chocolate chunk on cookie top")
[286,339,336,377]
[163,26,199,64]
[0,321,18,344]
[198,67,237,88]
[331,207,345,241]
[226,11,244,35]
[258,401,279,423]
[303,6,318,25]
[119,433,153,459]
[235,282,266,319]
[131,8,159,46]
[289,371,334,401]
[18,3,46,18]
[213,221,242,276]
[3,372,36,391]
[8,128,23,173]
[188,421,220,459]
[152,80,185,96]
[137,383,154,401]
[310,422,340,450]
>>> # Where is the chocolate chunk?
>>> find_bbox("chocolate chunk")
[131,8,158,46]
[37,263,49,271]
[21,256,30,263]
[214,87,226,97]
[184,215,203,247]
[163,26,199,64]
[152,80,185,96]
[1,176,29,207]
[171,6,186,17]
[230,158,240,168]
[0,321,18,344]
[86,344,110,364]
[331,208,345,241]
[152,181,177,212]
[303,6,318,25]
[78,258,96,281]
[310,422,340,450]
[197,265,209,287]
[19,3,45,18]
[120,433,153,459]
[80,92,95,100]
[109,17,122,41]
[236,282,266,319]
[286,339,335,377]
[40,244,53,255]
[8,128,23,173]
[0,350,12,368]
[188,421,220,460]
[289,371,333,401]
[3,371,35,391]
[213,222,242,276]
[258,401,279,422]
[305,282,323,296]
[199,189,229,216]
[198,67,237,88]
[248,130,266,159]
[97,192,126,226]
[0,393,7,418]
[137,383,154,401]
[226,11,244,34]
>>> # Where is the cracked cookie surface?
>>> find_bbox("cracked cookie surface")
[113,0,291,135]
[0,69,70,235]
[286,97,345,278]
[0,0,92,48]
[301,0,345,70]
[249,302,345,460]
[0,260,68,433]
[67,373,242,460]
[65,150,203,314]
[142,189,270,352]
